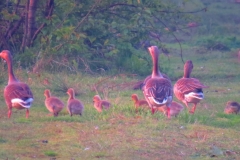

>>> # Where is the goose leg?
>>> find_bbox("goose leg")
[189,103,197,114]
[144,97,155,114]
[8,109,12,118]
[183,101,190,110]
[26,109,29,118]
[151,106,157,114]
[183,101,193,114]
[151,106,155,114]
[54,112,58,117]
[166,107,171,118]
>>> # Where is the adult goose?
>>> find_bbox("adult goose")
[93,95,111,112]
[143,46,173,118]
[174,60,208,114]
[44,89,64,117]
[66,88,84,116]
[224,101,240,114]
[0,50,33,118]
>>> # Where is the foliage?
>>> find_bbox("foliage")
[195,36,240,51]
[0,0,203,75]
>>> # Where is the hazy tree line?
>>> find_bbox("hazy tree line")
[0,0,204,75]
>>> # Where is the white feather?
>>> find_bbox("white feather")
[185,92,204,100]
[11,98,34,108]
[149,96,172,105]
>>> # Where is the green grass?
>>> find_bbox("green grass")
[1,49,240,159]
[1,49,240,160]
[44,150,58,157]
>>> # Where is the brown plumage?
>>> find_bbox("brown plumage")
[93,95,111,112]
[142,46,173,118]
[133,74,170,90]
[174,60,208,114]
[0,50,34,118]
[224,101,240,114]
[156,101,184,117]
[44,89,64,117]
[66,88,84,116]
[131,94,149,111]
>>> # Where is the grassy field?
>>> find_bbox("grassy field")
[0,48,240,160]
[1,0,240,160]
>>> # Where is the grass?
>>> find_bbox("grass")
[44,150,58,157]
[1,1,240,159]
[0,49,240,160]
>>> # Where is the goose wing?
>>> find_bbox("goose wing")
[4,82,33,100]
[175,78,208,94]
[144,78,172,106]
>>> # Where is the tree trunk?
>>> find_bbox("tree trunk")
[20,0,29,51]
[30,0,54,45]
[26,0,37,46]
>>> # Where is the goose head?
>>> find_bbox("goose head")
[44,89,51,98]
[93,95,101,102]
[67,88,75,99]
[131,94,138,102]
[0,50,12,61]
[0,50,18,83]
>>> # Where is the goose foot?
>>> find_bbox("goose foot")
[25,109,29,118]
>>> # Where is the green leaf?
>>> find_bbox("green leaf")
[104,39,109,45]
[144,8,151,14]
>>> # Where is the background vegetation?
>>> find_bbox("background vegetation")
[0,0,240,159]
[0,0,206,75]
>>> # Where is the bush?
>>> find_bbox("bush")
[195,36,240,51]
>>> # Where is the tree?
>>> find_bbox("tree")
[0,0,206,74]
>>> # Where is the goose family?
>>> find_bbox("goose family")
[66,88,84,116]
[142,46,173,117]
[0,50,34,118]
[2,48,237,119]
[174,60,208,114]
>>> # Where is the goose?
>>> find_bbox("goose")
[66,88,84,116]
[0,50,33,118]
[157,101,184,117]
[93,95,111,112]
[224,101,240,114]
[174,60,208,114]
[131,94,149,111]
[142,46,173,117]
[44,89,64,117]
